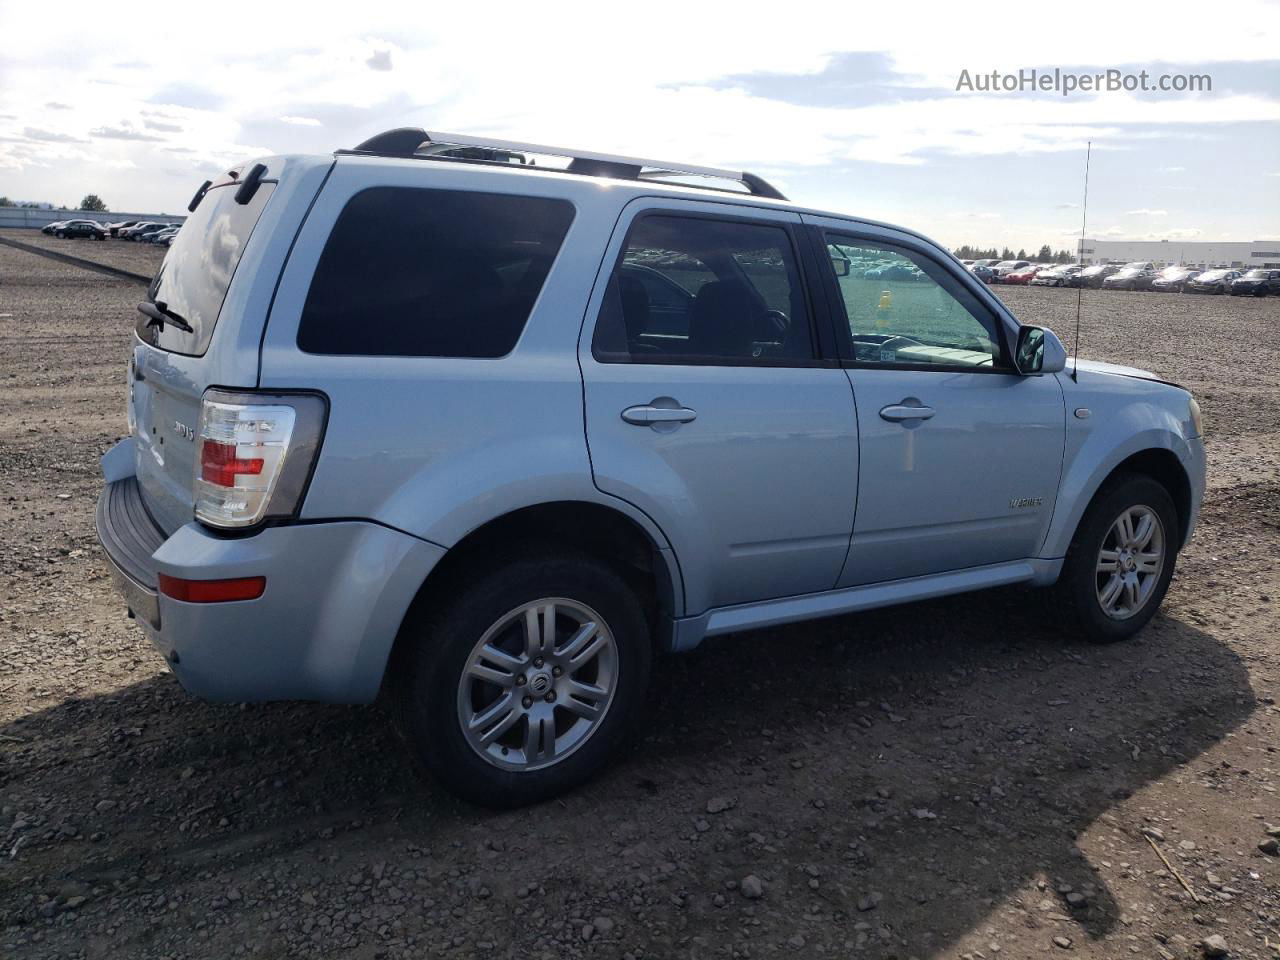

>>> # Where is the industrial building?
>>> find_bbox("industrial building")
[1077,238,1280,270]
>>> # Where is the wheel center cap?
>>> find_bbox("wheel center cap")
[527,671,553,695]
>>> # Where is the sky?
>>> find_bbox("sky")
[1,0,1277,251]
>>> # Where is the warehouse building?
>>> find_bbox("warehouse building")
[1077,238,1280,269]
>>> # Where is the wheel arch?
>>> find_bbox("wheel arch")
[1046,437,1194,559]
[385,500,683,687]
[1104,448,1192,543]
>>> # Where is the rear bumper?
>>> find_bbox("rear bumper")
[96,474,165,630]
[96,441,446,703]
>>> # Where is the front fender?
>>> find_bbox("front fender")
[1040,397,1195,558]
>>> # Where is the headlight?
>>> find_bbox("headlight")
[1188,396,1204,438]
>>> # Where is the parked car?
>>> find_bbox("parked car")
[968,264,996,283]
[971,258,1001,271]
[145,227,181,244]
[107,220,141,238]
[1001,264,1043,285]
[96,130,1205,806]
[1186,269,1241,294]
[1229,268,1280,297]
[865,262,922,281]
[991,259,1031,279]
[53,219,108,240]
[1150,267,1201,293]
[129,223,178,242]
[1102,266,1157,291]
[1030,265,1083,287]
[1070,264,1121,288]
[117,221,156,240]
[119,221,173,241]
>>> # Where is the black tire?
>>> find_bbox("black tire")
[392,547,652,807]
[55,231,66,239]
[1055,474,1179,643]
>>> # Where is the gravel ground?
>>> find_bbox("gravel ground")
[0,228,168,276]
[2,240,1278,960]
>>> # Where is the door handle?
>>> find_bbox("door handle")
[879,402,935,422]
[621,404,697,426]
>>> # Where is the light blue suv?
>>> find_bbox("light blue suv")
[97,129,1205,806]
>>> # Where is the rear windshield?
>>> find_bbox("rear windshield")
[136,180,275,355]
[297,187,574,358]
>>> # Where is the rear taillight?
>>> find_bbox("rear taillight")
[194,389,326,529]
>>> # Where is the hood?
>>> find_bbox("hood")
[1069,358,1182,389]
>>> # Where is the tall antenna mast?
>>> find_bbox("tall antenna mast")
[1072,140,1092,382]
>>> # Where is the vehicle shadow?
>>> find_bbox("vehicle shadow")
[0,586,1254,959]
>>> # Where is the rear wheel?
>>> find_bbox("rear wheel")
[393,549,651,807]
[1055,474,1179,643]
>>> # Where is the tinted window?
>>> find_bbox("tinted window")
[825,236,1008,369]
[298,188,574,357]
[138,181,275,356]
[593,215,813,364]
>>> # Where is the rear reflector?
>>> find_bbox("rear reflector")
[158,573,266,604]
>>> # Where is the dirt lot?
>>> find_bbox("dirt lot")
[1,237,1278,960]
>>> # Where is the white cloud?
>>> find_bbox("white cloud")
[0,0,1276,229]
[1125,208,1168,216]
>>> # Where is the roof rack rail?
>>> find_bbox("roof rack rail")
[342,128,788,201]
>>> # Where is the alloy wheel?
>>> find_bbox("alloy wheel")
[456,598,618,772]
[1095,505,1165,620]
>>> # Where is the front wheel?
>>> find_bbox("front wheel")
[1055,474,1179,643]
[392,549,652,807]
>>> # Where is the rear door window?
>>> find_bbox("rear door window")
[137,180,275,356]
[297,188,575,358]
[592,214,815,364]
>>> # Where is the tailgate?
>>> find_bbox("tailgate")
[126,156,331,533]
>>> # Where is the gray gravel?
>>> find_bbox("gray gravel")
[2,243,1279,959]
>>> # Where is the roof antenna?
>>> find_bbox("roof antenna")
[1071,140,1092,383]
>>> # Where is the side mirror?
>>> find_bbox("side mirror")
[830,254,851,277]
[1014,325,1067,375]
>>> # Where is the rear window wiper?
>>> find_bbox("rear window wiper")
[137,299,194,334]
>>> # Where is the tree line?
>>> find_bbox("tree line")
[0,194,109,212]
[952,244,1076,263]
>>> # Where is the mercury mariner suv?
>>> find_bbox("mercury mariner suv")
[97,129,1206,806]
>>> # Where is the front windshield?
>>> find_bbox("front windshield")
[1115,269,1141,278]
[1199,270,1227,281]
[1242,269,1266,279]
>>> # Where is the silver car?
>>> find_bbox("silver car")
[97,129,1206,806]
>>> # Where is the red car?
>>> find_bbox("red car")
[1001,264,1044,285]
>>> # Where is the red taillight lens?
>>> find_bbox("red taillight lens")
[193,390,326,530]
[158,574,266,603]
[199,440,265,487]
